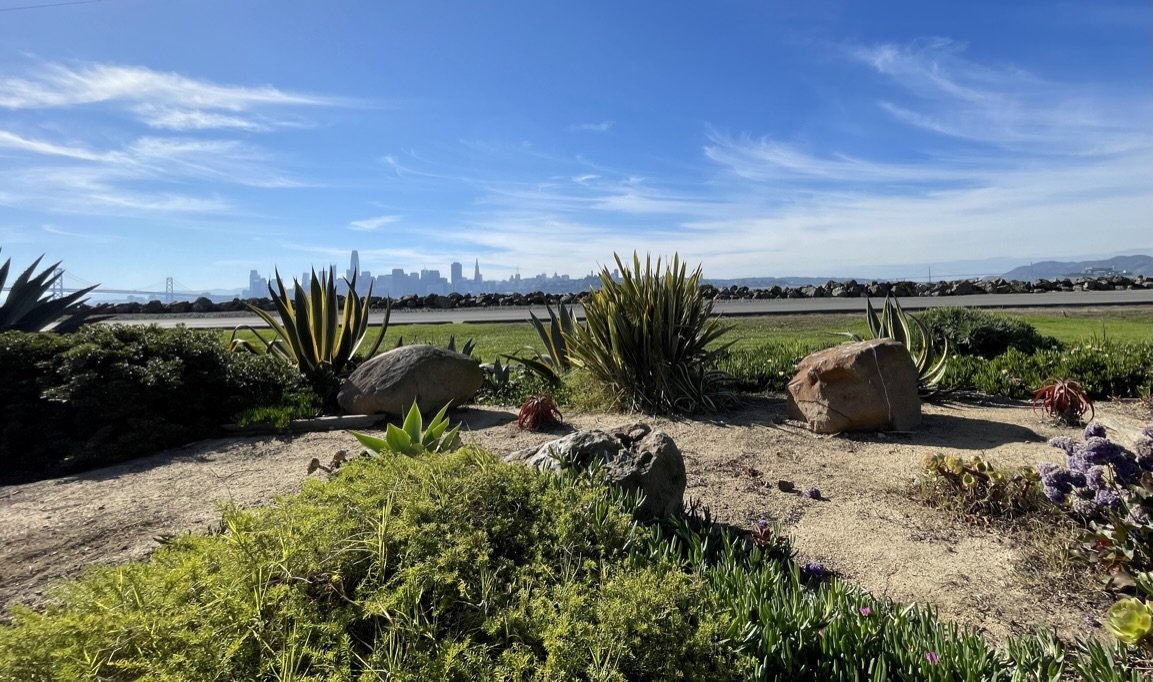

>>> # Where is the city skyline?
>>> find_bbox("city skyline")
[1,2,1149,290]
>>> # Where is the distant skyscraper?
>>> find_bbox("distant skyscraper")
[473,259,482,284]
[347,250,360,280]
[450,261,463,289]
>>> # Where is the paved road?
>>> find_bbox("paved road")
[107,289,1153,329]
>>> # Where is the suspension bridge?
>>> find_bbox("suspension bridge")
[3,269,217,303]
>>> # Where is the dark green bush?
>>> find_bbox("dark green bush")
[918,307,1060,359]
[0,325,309,483]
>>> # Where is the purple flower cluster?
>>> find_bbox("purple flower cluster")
[801,561,827,580]
[1040,422,1153,518]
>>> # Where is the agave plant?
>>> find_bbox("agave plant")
[1032,377,1094,425]
[508,302,577,384]
[566,252,733,414]
[0,248,99,332]
[859,295,950,397]
[349,401,461,456]
[230,267,389,392]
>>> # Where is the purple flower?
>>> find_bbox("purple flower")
[1082,612,1100,627]
[806,486,822,500]
[1071,497,1098,517]
[1066,451,1090,474]
[925,651,940,665]
[1047,436,1078,455]
[1083,437,1122,465]
[859,607,871,617]
[1085,465,1107,491]
[1094,488,1120,508]
[1043,485,1067,505]
[802,561,827,580]
[1037,461,1061,482]
[1083,422,1107,440]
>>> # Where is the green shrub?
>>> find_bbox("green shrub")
[918,307,1061,359]
[566,252,733,414]
[942,341,1153,400]
[0,325,308,483]
[714,341,829,393]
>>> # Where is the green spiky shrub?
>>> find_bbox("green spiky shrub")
[230,267,390,409]
[916,306,1061,359]
[508,302,578,385]
[0,248,100,332]
[566,252,734,414]
[861,295,951,397]
[0,325,308,483]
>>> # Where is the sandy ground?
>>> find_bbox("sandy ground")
[2,396,1149,646]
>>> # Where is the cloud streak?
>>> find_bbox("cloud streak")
[0,61,342,131]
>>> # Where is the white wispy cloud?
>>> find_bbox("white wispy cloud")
[568,121,613,133]
[847,38,1149,155]
[0,130,116,161]
[0,61,341,131]
[348,214,402,231]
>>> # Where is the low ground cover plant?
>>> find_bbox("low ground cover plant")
[1,446,1146,680]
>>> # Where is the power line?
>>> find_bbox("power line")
[0,0,114,13]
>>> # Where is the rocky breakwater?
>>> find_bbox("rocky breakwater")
[92,274,1151,316]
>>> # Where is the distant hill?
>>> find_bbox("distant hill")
[1001,255,1152,281]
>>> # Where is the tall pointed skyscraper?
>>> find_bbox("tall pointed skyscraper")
[347,250,360,280]
[473,258,482,284]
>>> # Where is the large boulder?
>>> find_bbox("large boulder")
[337,344,482,416]
[786,339,921,434]
[504,423,685,521]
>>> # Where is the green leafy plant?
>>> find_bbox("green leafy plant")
[508,302,577,384]
[349,400,461,456]
[230,267,390,399]
[858,295,951,397]
[919,454,1043,518]
[1032,377,1094,424]
[1105,597,1152,647]
[1083,471,1153,598]
[0,248,100,332]
[566,252,734,414]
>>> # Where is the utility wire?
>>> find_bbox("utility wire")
[0,0,115,13]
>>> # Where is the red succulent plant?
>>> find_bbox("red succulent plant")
[1032,377,1094,425]
[517,394,564,431]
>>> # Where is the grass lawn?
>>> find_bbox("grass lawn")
[225,305,1151,363]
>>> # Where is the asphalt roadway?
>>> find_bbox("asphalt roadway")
[110,289,1153,330]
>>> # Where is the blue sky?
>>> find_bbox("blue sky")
[0,0,1149,292]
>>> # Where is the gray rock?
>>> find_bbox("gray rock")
[504,423,686,521]
[785,339,921,434]
[337,344,482,416]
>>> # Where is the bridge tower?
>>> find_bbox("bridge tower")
[165,277,174,303]
[51,268,65,300]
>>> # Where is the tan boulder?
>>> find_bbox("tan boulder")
[786,339,921,434]
[337,344,482,416]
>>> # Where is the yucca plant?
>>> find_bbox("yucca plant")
[566,252,733,414]
[0,248,99,332]
[230,267,389,399]
[508,302,577,384]
[861,295,951,397]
